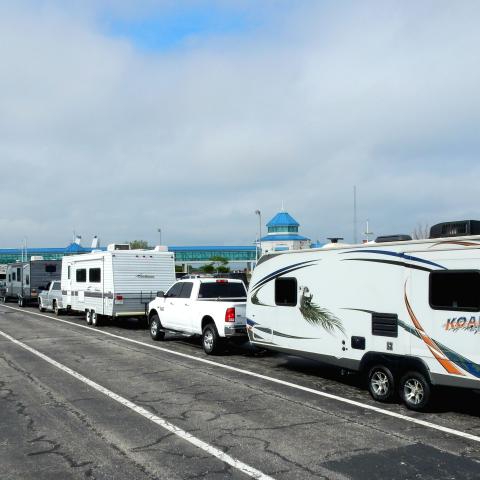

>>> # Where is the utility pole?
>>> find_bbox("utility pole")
[353,185,358,244]
[255,210,262,261]
[157,228,162,246]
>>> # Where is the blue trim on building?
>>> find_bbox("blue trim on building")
[259,234,310,241]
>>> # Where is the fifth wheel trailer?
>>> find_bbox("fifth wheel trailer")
[61,244,176,326]
[246,220,480,410]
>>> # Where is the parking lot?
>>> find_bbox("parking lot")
[1,304,479,480]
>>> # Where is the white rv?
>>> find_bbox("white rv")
[247,221,480,410]
[61,244,176,326]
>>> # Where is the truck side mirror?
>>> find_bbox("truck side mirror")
[157,291,165,298]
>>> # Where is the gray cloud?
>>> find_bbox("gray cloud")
[0,1,479,249]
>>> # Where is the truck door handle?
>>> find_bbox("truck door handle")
[184,303,190,306]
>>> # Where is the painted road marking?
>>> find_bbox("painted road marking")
[2,305,480,444]
[0,328,274,480]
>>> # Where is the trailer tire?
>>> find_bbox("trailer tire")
[86,310,92,325]
[399,371,431,411]
[202,323,224,355]
[150,315,165,341]
[367,365,395,402]
[91,311,100,327]
[18,297,24,308]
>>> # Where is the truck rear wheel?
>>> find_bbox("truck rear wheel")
[86,310,92,325]
[18,297,24,307]
[150,314,165,341]
[53,301,61,316]
[39,299,46,312]
[202,324,224,355]
[399,371,431,411]
[367,365,395,402]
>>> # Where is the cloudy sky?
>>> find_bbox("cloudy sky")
[1,0,479,248]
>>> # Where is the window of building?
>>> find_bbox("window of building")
[76,269,87,283]
[429,270,480,311]
[89,268,101,283]
[45,264,57,273]
[275,277,297,306]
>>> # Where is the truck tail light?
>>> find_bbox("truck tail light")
[216,279,228,283]
[225,307,235,322]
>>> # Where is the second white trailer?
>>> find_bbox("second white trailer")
[61,244,176,326]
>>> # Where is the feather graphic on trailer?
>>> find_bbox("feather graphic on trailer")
[299,287,345,335]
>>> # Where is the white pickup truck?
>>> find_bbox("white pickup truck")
[147,278,248,354]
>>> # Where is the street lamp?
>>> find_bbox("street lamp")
[157,228,162,246]
[255,210,262,261]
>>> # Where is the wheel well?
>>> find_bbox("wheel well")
[360,352,432,383]
[201,316,214,331]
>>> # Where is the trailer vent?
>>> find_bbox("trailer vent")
[372,313,398,337]
[429,220,480,239]
[375,235,412,243]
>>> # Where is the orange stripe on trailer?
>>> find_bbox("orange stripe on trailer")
[404,286,464,376]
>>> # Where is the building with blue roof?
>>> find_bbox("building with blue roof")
[259,210,311,254]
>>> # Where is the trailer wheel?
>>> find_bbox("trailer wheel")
[202,323,224,355]
[399,371,431,411]
[39,299,46,312]
[368,365,395,402]
[91,311,100,327]
[18,297,24,308]
[86,310,92,325]
[150,314,165,341]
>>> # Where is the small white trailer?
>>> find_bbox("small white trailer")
[61,244,176,326]
[247,220,480,410]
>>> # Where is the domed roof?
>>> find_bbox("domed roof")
[266,211,300,228]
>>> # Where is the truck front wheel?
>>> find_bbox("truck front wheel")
[202,324,224,355]
[150,314,165,341]
[53,301,61,316]
[39,299,46,312]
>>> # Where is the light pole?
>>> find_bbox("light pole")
[255,210,262,260]
[157,228,162,246]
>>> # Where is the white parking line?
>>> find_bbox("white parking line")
[0,327,273,480]
[2,304,480,444]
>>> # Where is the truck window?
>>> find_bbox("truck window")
[89,268,101,283]
[275,277,297,306]
[179,282,193,299]
[198,282,247,299]
[76,269,87,283]
[45,264,57,273]
[429,270,480,311]
[52,282,61,291]
[165,283,183,298]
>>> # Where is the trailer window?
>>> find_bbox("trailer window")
[165,282,183,298]
[68,266,71,280]
[12,272,16,281]
[275,277,297,306]
[89,268,101,283]
[45,264,57,273]
[429,270,480,311]
[8,274,11,282]
[26,275,29,286]
[76,269,87,283]
[17,268,21,281]
[179,282,193,299]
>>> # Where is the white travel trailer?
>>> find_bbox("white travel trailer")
[247,221,480,410]
[61,244,176,326]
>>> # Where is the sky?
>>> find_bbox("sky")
[1,0,479,248]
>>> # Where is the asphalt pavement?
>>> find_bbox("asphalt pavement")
[0,305,479,479]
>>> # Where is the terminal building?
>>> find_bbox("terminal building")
[0,210,316,268]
